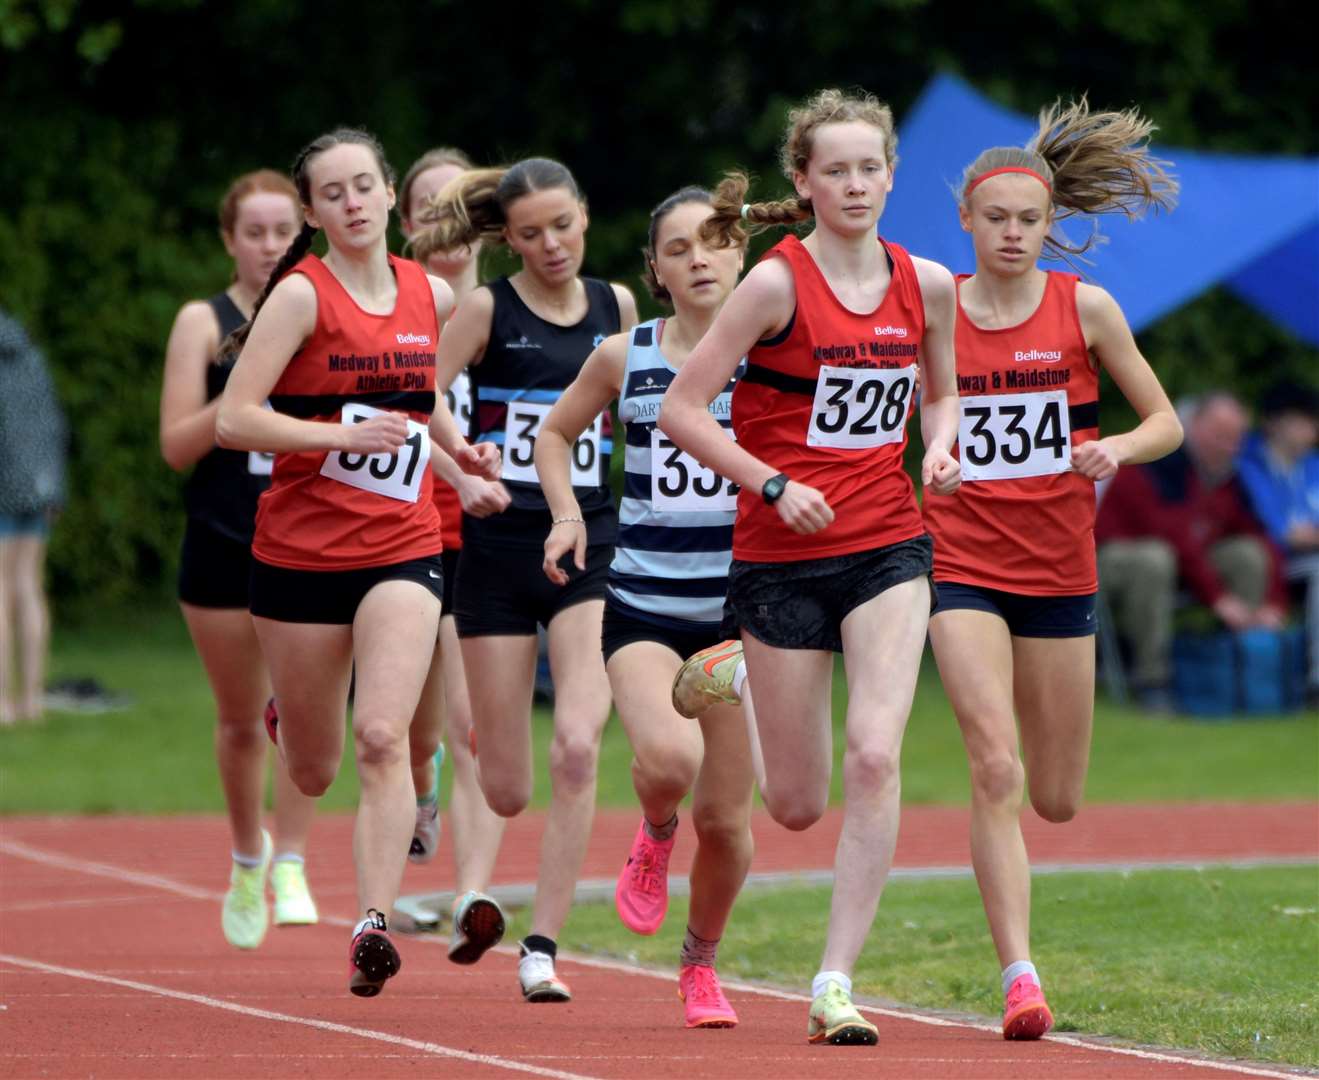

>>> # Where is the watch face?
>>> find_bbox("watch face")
[762,474,787,503]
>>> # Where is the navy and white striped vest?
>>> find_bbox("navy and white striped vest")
[608,319,743,626]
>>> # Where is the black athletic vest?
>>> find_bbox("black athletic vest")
[181,292,271,543]
[465,276,620,549]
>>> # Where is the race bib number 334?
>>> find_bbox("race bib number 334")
[319,402,431,502]
[807,364,915,449]
[959,390,1071,481]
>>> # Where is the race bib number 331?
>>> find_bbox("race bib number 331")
[959,390,1071,481]
[319,402,431,502]
[807,364,915,449]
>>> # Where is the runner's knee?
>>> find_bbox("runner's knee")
[844,742,900,794]
[969,749,1025,806]
[354,720,409,770]
[1029,785,1081,823]
[691,801,752,852]
[548,731,600,792]
[288,758,335,797]
[765,789,826,832]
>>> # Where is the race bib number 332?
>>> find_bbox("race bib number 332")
[807,364,915,449]
[319,402,431,502]
[958,390,1071,481]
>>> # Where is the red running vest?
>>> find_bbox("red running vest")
[923,271,1100,595]
[253,253,443,570]
[731,234,927,562]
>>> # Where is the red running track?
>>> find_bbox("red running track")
[1,804,1314,1079]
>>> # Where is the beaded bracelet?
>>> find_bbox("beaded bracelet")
[552,515,585,526]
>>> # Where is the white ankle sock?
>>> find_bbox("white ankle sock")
[272,853,303,866]
[231,849,263,869]
[1002,960,1039,994]
[812,970,851,998]
[732,659,747,697]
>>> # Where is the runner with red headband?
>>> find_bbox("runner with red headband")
[923,98,1182,1038]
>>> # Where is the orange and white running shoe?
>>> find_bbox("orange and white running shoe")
[671,640,743,718]
[1002,974,1054,1040]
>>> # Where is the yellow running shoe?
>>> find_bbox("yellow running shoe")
[221,830,271,950]
[272,859,318,926]
[807,981,879,1045]
[671,640,744,719]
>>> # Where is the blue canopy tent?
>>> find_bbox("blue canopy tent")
[882,74,1319,345]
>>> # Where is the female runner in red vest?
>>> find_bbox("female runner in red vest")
[398,148,510,964]
[660,89,961,1045]
[217,129,499,997]
[160,170,318,949]
[922,100,1182,1038]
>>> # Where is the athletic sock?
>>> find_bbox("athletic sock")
[680,927,719,968]
[812,970,851,998]
[522,933,557,959]
[1002,960,1040,994]
[272,853,304,866]
[643,813,678,842]
[732,659,747,698]
[231,849,263,869]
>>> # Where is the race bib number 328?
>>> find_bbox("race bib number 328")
[807,364,915,449]
[958,390,1072,481]
[319,402,431,502]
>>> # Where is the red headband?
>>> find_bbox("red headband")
[964,166,1052,199]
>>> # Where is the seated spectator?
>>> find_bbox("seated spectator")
[1237,380,1319,704]
[1096,391,1287,708]
[0,310,67,725]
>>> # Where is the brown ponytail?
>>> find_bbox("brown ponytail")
[700,88,897,249]
[411,157,583,265]
[960,97,1179,260]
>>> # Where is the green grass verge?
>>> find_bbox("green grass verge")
[535,866,1319,1067]
[1,605,1315,813]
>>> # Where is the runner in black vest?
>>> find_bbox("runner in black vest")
[159,169,318,951]
[416,157,637,1002]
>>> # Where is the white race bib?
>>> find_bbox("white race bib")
[502,401,602,487]
[807,364,916,448]
[319,402,431,502]
[959,390,1072,481]
[650,430,739,513]
[248,400,275,474]
[443,370,474,434]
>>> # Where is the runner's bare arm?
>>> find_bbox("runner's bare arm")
[536,332,628,582]
[660,258,833,533]
[1075,282,1182,480]
[913,257,961,496]
[611,283,640,334]
[160,301,223,470]
[217,276,406,455]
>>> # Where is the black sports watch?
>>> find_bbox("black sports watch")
[761,473,790,505]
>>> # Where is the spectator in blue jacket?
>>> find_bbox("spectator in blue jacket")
[1238,380,1319,702]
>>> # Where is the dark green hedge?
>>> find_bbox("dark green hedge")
[3,0,1314,606]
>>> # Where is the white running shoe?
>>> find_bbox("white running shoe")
[518,945,571,1003]
[221,830,271,949]
[271,859,318,926]
[409,745,445,863]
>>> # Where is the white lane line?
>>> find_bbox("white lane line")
[2,839,1306,1079]
[0,954,598,1080]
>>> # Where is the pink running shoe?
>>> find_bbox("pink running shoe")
[1002,975,1053,1040]
[614,818,676,935]
[679,964,738,1028]
[348,909,401,998]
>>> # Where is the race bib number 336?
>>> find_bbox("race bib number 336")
[319,402,431,502]
[807,364,915,449]
[959,390,1071,481]
[502,401,602,487]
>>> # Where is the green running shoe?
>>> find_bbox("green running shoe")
[807,981,879,1045]
[221,829,271,949]
[271,859,318,926]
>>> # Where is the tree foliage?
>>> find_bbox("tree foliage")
[2,0,1314,603]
